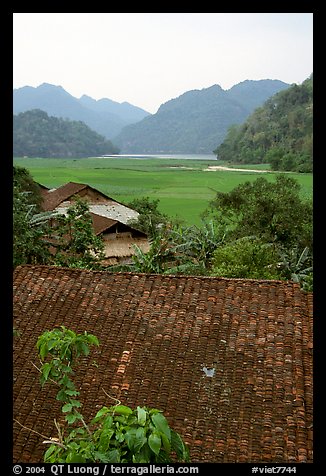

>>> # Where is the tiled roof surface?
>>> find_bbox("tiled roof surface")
[41,182,88,211]
[87,204,139,225]
[41,182,139,225]
[13,265,313,463]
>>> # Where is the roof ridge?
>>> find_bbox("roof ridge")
[13,264,309,288]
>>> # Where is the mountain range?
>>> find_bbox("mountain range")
[13,79,290,155]
[13,83,150,139]
[113,80,290,154]
[215,75,313,172]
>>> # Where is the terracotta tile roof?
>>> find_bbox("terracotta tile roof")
[13,265,313,463]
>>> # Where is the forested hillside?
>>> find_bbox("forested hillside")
[113,80,289,154]
[215,75,313,172]
[13,83,150,139]
[13,109,120,158]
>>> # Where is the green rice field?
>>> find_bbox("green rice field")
[13,156,313,226]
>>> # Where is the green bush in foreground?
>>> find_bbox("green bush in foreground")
[37,326,189,463]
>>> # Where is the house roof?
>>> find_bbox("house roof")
[13,265,313,463]
[86,204,139,225]
[90,212,118,235]
[41,182,117,212]
[41,182,139,225]
[41,182,90,211]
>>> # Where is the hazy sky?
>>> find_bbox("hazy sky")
[13,13,313,114]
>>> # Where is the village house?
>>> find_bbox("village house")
[39,182,150,264]
[90,212,149,265]
[13,265,313,463]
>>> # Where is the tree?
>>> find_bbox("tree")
[13,185,51,267]
[13,109,120,158]
[36,326,189,463]
[211,237,280,280]
[50,198,104,268]
[208,175,312,250]
[127,197,171,239]
[13,165,43,210]
[215,76,313,172]
[276,246,313,291]
[168,220,227,271]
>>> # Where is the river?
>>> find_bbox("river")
[100,153,218,161]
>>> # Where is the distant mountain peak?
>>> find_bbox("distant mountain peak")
[13,83,150,139]
[113,78,291,154]
[38,82,65,90]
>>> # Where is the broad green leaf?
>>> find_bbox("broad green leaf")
[44,444,57,461]
[106,449,121,463]
[61,403,73,412]
[87,334,100,346]
[151,412,171,440]
[160,432,171,454]
[40,362,52,385]
[137,406,147,426]
[92,406,110,423]
[71,399,82,408]
[125,427,146,453]
[66,452,86,463]
[102,415,113,429]
[94,451,112,463]
[47,338,58,351]
[112,405,133,416]
[132,442,151,463]
[148,431,161,456]
[79,341,90,356]
[39,342,48,360]
[171,430,189,462]
[66,413,79,424]
[99,429,114,451]
[65,389,79,396]
[125,428,136,451]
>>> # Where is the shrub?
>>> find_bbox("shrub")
[37,326,189,463]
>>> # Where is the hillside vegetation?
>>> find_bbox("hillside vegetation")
[13,83,150,138]
[113,80,289,154]
[215,75,313,172]
[13,109,120,158]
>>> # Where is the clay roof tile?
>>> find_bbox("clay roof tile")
[13,265,313,463]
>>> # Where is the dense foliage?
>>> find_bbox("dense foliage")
[13,167,313,290]
[127,197,171,238]
[208,175,312,249]
[14,82,150,139]
[126,176,313,290]
[13,166,104,269]
[13,185,52,268]
[36,327,189,463]
[13,109,120,158]
[49,199,105,268]
[215,75,313,172]
[114,80,289,153]
[13,165,43,210]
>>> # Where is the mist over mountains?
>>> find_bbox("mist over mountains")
[13,83,150,139]
[113,80,290,154]
[13,79,290,155]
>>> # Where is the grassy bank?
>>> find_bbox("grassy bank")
[14,157,313,226]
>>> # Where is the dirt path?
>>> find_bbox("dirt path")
[203,165,272,173]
